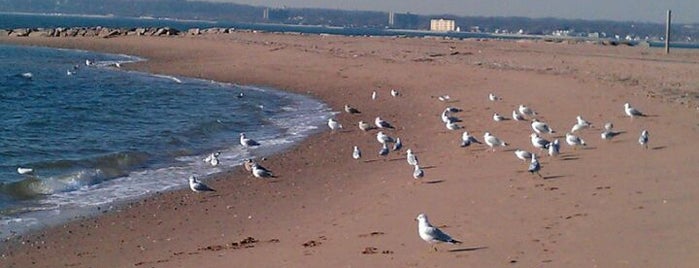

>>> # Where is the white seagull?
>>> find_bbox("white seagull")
[17,167,34,175]
[391,89,400,97]
[239,133,260,147]
[203,151,220,167]
[188,175,215,192]
[514,149,533,161]
[484,132,508,151]
[488,93,501,101]
[528,154,542,178]
[251,163,275,178]
[393,137,403,151]
[530,133,551,150]
[512,110,525,121]
[406,149,419,166]
[352,146,361,159]
[371,90,377,100]
[358,121,373,131]
[446,121,462,130]
[600,122,620,140]
[441,109,460,124]
[379,142,390,157]
[548,139,560,157]
[531,119,555,134]
[518,104,537,117]
[493,113,506,122]
[416,213,462,251]
[437,95,451,102]
[376,131,395,144]
[639,130,649,149]
[565,132,587,148]
[328,118,343,130]
[413,164,424,180]
[461,131,481,147]
[344,104,361,114]
[375,117,394,129]
[624,102,645,118]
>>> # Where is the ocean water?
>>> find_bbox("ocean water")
[0,44,331,238]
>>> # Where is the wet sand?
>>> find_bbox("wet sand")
[1,33,699,267]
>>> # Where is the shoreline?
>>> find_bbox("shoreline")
[2,33,699,267]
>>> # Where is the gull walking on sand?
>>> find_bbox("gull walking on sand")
[493,113,506,122]
[639,130,649,149]
[188,175,215,192]
[328,118,343,131]
[203,151,220,167]
[531,119,555,134]
[375,117,394,129]
[484,132,507,152]
[344,104,361,114]
[565,132,586,149]
[352,146,361,159]
[518,104,537,118]
[358,121,374,132]
[240,133,260,147]
[393,137,403,151]
[528,154,542,178]
[416,213,462,251]
[514,149,533,161]
[377,131,395,144]
[624,102,645,118]
[530,133,551,151]
[488,93,501,101]
[512,110,525,121]
[413,164,424,180]
[461,131,481,147]
[548,139,560,157]
[406,149,419,166]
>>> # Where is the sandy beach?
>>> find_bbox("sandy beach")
[1,32,699,267]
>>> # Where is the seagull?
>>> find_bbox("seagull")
[446,121,462,130]
[445,107,463,113]
[371,90,377,100]
[493,113,506,122]
[565,132,586,148]
[20,72,33,79]
[437,95,451,102]
[601,122,620,140]
[328,118,343,130]
[413,164,424,180]
[243,159,255,172]
[352,146,361,159]
[377,131,395,144]
[358,121,374,131]
[17,167,34,175]
[66,70,75,76]
[518,104,537,117]
[460,131,481,147]
[236,92,244,98]
[441,109,460,124]
[251,163,275,178]
[624,102,645,118]
[344,104,361,114]
[393,137,403,151]
[548,139,560,157]
[528,154,542,178]
[484,132,507,151]
[416,213,462,251]
[391,89,400,97]
[571,115,592,132]
[531,119,555,134]
[488,93,501,101]
[203,151,220,167]
[406,149,419,166]
[188,175,215,192]
[114,62,121,68]
[85,59,93,66]
[375,117,394,129]
[379,142,390,157]
[639,130,649,149]
[512,110,525,121]
[514,149,533,161]
[530,133,551,150]
[240,133,260,147]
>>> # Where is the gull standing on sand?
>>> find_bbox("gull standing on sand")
[416,213,462,251]
[393,137,403,151]
[252,163,275,178]
[375,117,394,129]
[461,131,481,147]
[344,104,361,114]
[438,95,451,102]
[391,89,400,97]
[639,130,649,149]
[328,118,343,131]
[518,104,537,118]
[413,164,424,180]
[379,142,390,157]
[512,110,525,121]
[514,149,533,161]
[352,146,362,159]
[531,119,555,134]
[240,133,260,147]
[372,90,377,100]
[441,109,460,124]
[548,139,560,157]
[488,93,501,101]
[484,132,508,151]
[493,113,506,122]
[446,121,462,130]
[528,154,542,178]
[530,133,551,150]
[406,149,419,166]
[188,175,215,192]
[600,122,620,140]
[565,132,587,148]
[203,151,220,167]
[377,131,395,144]
[358,121,373,131]
[624,102,645,118]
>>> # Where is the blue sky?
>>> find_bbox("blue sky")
[204,0,697,23]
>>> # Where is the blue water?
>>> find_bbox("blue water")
[0,44,331,238]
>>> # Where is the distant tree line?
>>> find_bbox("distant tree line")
[1,0,697,41]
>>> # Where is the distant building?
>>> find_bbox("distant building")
[430,19,455,32]
[263,7,289,22]
[388,11,418,29]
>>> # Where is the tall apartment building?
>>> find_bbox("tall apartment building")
[430,19,456,32]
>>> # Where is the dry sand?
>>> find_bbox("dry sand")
[1,33,699,267]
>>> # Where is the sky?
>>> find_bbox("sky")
[204,0,698,24]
